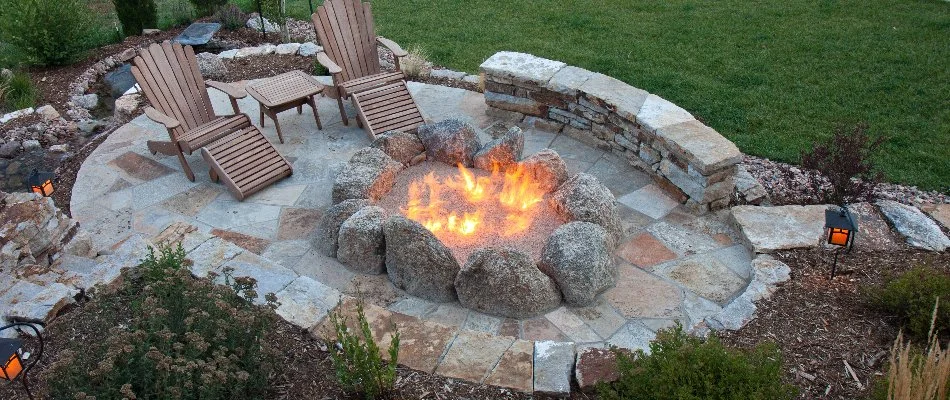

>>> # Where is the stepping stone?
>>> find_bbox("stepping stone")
[436,331,514,383]
[877,200,950,251]
[654,252,747,305]
[533,341,575,397]
[484,339,535,393]
[730,205,827,253]
[174,22,222,46]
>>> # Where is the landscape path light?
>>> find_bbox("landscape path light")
[24,168,55,197]
[0,321,45,400]
[824,205,858,279]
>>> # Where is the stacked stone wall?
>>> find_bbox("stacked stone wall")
[480,52,742,211]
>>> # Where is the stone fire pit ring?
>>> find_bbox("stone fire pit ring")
[316,118,624,319]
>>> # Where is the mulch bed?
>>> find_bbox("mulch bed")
[719,248,950,399]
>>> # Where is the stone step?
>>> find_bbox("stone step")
[730,205,827,253]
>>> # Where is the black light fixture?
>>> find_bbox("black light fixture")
[25,169,55,197]
[824,205,858,279]
[0,321,44,400]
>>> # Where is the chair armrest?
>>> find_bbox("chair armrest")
[205,80,247,99]
[144,107,181,129]
[316,52,343,74]
[376,37,408,58]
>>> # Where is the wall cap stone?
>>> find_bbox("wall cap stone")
[655,120,742,175]
[479,51,566,86]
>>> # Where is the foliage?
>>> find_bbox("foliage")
[188,0,227,17]
[327,298,400,400]
[157,0,195,28]
[598,324,797,400]
[214,3,247,31]
[866,267,950,341]
[870,300,950,400]
[113,0,158,37]
[45,244,280,400]
[0,70,37,112]
[0,0,95,66]
[400,45,431,79]
[257,0,289,41]
[797,123,886,205]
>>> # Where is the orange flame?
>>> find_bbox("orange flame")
[402,163,547,240]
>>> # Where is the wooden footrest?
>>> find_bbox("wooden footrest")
[200,126,293,201]
[352,81,425,139]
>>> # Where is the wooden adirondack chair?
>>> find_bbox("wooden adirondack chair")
[311,0,415,127]
[131,41,293,200]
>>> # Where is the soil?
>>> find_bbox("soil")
[719,248,950,399]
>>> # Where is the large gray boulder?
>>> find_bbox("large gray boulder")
[370,130,425,165]
[384,216,460,302]
[877,200,950,251]
[337,206,387,274]
[520,149,568,193]
[315,199,371,257]
[550,173,622,248]
[456,247,561,318]
[473,126,524,171]
[332,148,403,204]
[196,52,227,79]
[416,119,481,167]
[539,222,614,307]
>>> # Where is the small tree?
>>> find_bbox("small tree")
[799,123,886,205]
[0,0,94,66]
[327,298,400,400]
[113,0,158,37]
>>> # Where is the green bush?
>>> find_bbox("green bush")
[327,298,400,400]
[214,3,246,30]
[188,0,227,17]
[0,0,94,66]
[598,324,798,400]
[45,244,280,400]
[0,70,37,112]
[113,0,158,37]
[866,266,950,341]
[157,0,195,28]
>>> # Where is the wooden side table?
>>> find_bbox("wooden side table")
[246,70,324,143]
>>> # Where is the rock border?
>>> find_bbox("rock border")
[479,51,742,213]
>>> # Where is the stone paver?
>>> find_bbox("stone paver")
[484,339,535,393]
[877,200,950,251]
[275,276,340,330]
[604,264,683,319]
[617,184,681,220]
[654,253,748,305]
[436,330,514,383]
[575,347,623,392]
[533,340,575,396]
[731,204,827,253]
[544,307,601,343]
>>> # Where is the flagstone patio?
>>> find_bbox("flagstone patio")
[69,78,780,394]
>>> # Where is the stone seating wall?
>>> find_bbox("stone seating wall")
[479,52,742,211]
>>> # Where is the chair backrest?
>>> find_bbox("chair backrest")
[312,0,382,83]
[131,42,216,139]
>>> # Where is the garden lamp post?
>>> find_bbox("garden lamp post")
[824,205,858,279]
[0,321,45,400]
[24,169,55,197]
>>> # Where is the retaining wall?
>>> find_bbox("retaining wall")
[479,52,742,211]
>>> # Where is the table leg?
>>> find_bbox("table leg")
[268,108,285,144]
[308,95,323,130]
[259,106,265,127]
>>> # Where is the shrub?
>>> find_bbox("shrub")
[0,70,37,112]
[113,0,158,37]
[327,298,400,399]
[400,45,431,79]
[797,123,886,205]
[45,244,280,400]
[866,266,950,341]
[870,301,950,400]
[214,3,247,31]
[188,0,228,17]
[157,0,195,28]
[598,324,798,400]
[0,0,94,66]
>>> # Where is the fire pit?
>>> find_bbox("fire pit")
[317,119,623,319]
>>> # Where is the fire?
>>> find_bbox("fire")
[402,163,547,239]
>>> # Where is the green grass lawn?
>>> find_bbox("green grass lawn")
[242,0,949,191]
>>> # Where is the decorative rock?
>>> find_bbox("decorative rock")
[742,254,791,302]
[142,28,161,35]
[456,247,561,318]
[369,130,425,165]
[0,192,79,270]
[260,44,277,55]
[707,296,756,331]
[848,202,903,251]
[479,52,566,87]
[550,173,622,247]
[218,49,238,59]
[0,141,20,158]
[730,205,828,253]
[22,140,40,151]
[735,165,768,205]
[1,108,34,123]
[575,347,624,392]
[520,149,568,193]
[235,46,266,58]
[246,14,279,33]
[332,147,403,204]
[71,94,99,110]
[416,119,481,167]
[103,63,136,99]
[315,199,371,257]
[429,69,466,80]
[877,200,950,251]
[196,52,227,79]
[473,126,524,170]
[298,42,322,57]
[922,204,950,230]
[539,222,614,307]
[533,340,575,397]
[383,216,460,302]
[77,119,104,135]
[114,94,141,118]
[49,144,69,153]
[275,43,301,55]
[337,206,387,274]
[35,105,60,121]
